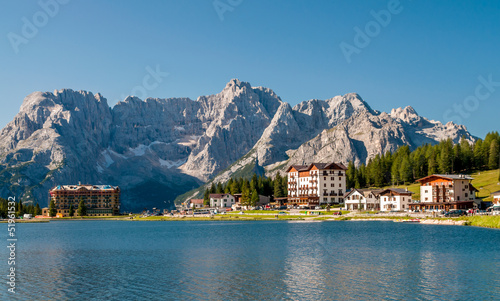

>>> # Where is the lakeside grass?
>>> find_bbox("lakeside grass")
[0,219,50,223]
[458,215,500,229]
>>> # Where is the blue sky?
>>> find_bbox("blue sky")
[1,0,499,137]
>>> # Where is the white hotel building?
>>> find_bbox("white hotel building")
[287,163,347,207]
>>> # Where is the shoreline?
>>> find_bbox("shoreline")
[9,214,499,229]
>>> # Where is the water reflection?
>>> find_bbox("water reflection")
[1,221,499,300]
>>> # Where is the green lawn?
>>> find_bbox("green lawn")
[469,169,500,201]
[459,215,500,228]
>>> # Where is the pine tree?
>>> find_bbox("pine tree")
[216,182,224,194]
[209,183,216,194]
[439,140,452,174]
[203,189,210,206]
[488,139,499,170]
[230,180,240,194]
[35,203,42,215]
[452,143,461,173]
[250,174,258,192]
[49,199,57,217]
[16,201,24,216]
[77,200,87,217]
[391,157,401,185]
[346,161,356,189]
[274,172,283,197]
[473,139,484,169]
[69,204,74,217]
[250,189,259,206]
[241,181,250,206]
[281,176,288,197]
[400,158,413,184]
[460,137,472,173]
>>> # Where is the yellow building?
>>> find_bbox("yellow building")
[43,184,121,217]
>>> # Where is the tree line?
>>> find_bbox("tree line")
[203,173,288,207]
[0,198,42,218]
[346,132,500,189]
[0,197,90,218]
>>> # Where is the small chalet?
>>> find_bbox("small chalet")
[379,188,414,211]
[209,193,235,208]
[344,189,382,211]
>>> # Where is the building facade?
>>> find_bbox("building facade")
[189,199,204,208]
[410,174,478,211]
[379,188,413,211]
[209,193,235,208]
[344,189,382,211]
[44,184,120,217]
[287,163,347,207]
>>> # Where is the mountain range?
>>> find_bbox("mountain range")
[0,79,475,211]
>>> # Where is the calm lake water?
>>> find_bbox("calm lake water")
[1,220,499,300]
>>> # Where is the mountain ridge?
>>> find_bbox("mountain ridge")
[0,80,476,210]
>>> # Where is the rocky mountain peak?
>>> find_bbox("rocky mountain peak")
[0,80,477,211]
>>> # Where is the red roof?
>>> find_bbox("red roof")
[190,199,204,204]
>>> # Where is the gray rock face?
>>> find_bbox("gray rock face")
[0,80,476,209]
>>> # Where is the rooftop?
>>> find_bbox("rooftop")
[417,174,474,182]
[51,184,119,191]
[287,162,347,172]
[209,193,232,199]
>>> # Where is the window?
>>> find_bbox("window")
[425,190,428,193]
[324,177,326,180]
[324,184,326,187]
[425,197,428,201]
[331,183,334,187]
[339,177,341,181]
[339,183,341,187]
[331,177,334,181]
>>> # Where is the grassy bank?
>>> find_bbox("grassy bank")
[459,215,500,229]
[0,219,50,223]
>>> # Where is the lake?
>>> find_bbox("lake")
[1,220,499,300]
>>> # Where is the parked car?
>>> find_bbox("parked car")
[332,211,342,216]
[444,210,466,217]
[488,206,500,215]
[314,206,321,210]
